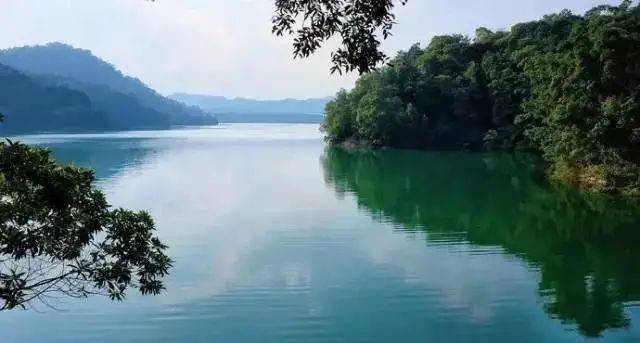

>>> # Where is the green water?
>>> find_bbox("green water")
[1,124,639,342]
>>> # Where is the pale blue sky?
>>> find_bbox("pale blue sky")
[0,0,622,99]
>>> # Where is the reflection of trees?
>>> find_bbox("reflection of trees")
[38,138,154,180]
[321,147,640,337]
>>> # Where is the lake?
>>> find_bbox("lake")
[1,123,640,342]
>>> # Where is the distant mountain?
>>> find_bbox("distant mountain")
[213,112,325,124]
[0,63,108,133]
[0,43,217,132]
[170,93,330,123]
[170,93,331,114]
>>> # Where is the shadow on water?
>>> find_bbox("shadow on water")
[321,147,640,338]
[30,138,157,180]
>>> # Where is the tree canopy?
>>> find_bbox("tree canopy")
[0,113,172,310]
[322,1,640,195]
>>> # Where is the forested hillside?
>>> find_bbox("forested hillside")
[0,63,107,132]
[323,2,640,195]
[0,43,217,132]
[35,74,172,129]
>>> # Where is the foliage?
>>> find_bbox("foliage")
[0,126,172,310]
[322,2,640,194]
[273,0,408,74]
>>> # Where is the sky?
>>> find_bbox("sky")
[0,0,622,99]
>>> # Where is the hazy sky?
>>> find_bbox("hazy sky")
[0,0,621,99]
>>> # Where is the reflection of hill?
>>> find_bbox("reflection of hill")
[321,147,640,337]
[38,138,156,181]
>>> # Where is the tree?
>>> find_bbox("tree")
[0,113,172,310]
[519,3,640,192]
[272,0,408,74]
[321,2,640,194]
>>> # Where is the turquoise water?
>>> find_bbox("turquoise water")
[1,124,639,342]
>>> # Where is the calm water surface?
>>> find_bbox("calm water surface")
[1,124,640,342]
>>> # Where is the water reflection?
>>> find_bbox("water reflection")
[38,138,156,180]
[3,126,639,341]
[321,147,640,337]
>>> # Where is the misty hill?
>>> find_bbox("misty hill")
[37,74,173,129]
[0,63,108,133]
[171,93,330,114]
[171,93,330,123]
[213,112,325,124]
[0,43,217,131]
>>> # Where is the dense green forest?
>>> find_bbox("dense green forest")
[323,2,640,195]
[0,43,217,133]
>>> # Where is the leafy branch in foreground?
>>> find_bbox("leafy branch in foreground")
[273,0,408,74]
[146,0,407,74]
[0,129,171,310]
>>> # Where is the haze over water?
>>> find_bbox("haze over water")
[1,124,639,342]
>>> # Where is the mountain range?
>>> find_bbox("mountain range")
[0,42,331,132]
[170,93,330,123]
[0,43,217,133]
